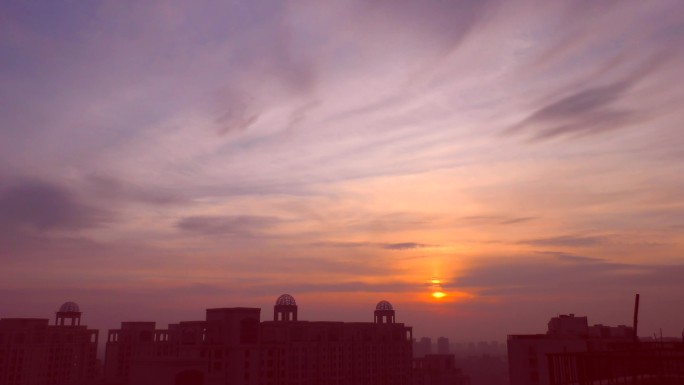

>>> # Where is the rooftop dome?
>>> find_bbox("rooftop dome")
[375,300,393,311]
[59,301,80,313]
[275,294,297,306]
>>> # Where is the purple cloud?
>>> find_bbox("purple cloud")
[0,178,110,232]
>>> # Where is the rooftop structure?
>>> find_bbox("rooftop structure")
[273,293,298,321]
[274,294,296,306]
[56,301,83,326]
[374,300,396,324]
[376,300,393,311]
[59,301,80,313]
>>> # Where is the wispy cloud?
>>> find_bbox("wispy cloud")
[461,215,537,226]
[519,234,609,248]
[508,81,637,141]
[84,174,187,205]
[381,242,433,250]
[176,215,282,237]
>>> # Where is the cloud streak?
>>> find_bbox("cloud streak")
[508,81,636,141]
[0,178,110,232]
[176,215,282,237]
[381,242,433,250]
[519,234,609,248]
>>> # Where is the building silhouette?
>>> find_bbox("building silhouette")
[104,307,263,385]
[437,337,450,355]
[546,340,684,385]
[103,295,414,385]
[0,302,100,385]
[414,337,432,358]
[508,314,635,385]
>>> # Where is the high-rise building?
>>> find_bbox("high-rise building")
[103,295,414,385]
[0,302,100,385]
[507,314,634,385]
[414,337,432,358]
[104,308,261,385]
[437,337,449,354]
[260,297,413,385]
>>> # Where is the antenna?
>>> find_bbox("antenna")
[632,294,640,342]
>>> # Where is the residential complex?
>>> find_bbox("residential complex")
[103,295,415,385]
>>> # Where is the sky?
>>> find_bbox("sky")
[1,0,683,343]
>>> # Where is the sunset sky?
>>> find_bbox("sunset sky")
[1,0,683,342]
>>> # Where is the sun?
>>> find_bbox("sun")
[432,291,446,299]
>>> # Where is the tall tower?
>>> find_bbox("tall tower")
[374,300,395,324]
[437,336,450,354]
[274,294,298,321]
[56,301,81,326]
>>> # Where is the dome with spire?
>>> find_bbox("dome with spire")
[375,300,393,311]
[59,301,80,313]
[275,294,297,306]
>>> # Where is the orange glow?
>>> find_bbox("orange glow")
[432,292,446,299]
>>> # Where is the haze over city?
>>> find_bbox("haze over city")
[1,0,683,343]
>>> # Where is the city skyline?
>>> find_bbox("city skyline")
[0,296,674,385]
[1,0,684,343]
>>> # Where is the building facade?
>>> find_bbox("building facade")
[508,314,634,385]
[412,354,469,385]
[0,302,100,385]
[104,308,262,385]
[437,337,450,355]
[104,295,414,385]
[547,340,684,385]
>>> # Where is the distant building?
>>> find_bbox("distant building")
[507,314,634,385]
[0,302,100,385]
[414,337,432,358]
[413,354,469,385]
[546,314,588,338]
[437,337,449,354]
[104,295,414,385]
[588,323,633,339]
